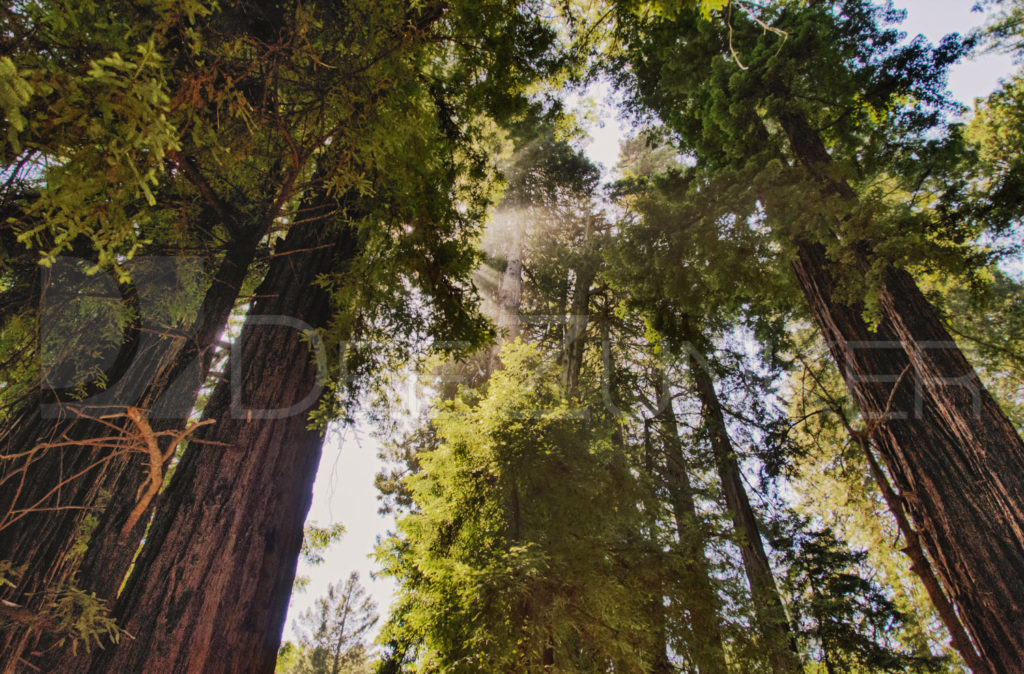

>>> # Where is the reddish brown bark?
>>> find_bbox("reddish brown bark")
[790,240,1024,672]
[74,226,265,597]
[0,209,268,659]
[81,216,355,673]
[0,222,262,670]
[777,107,1024,671]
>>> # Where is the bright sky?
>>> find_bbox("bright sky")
[282,0,1018,648]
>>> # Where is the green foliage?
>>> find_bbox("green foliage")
[301,523,347,567]
[783,328,962,661]
[280,572,378,674]
[1,0,208,270]
[607,130,794,354]
[927,271,1024,430]
[975,0,1024,59]
[42,583,122,655]
[377,342,653,672]
[965,71,1024,245]
[608,0,995,317]
[294,522,347,593]
[0,561,122,655]
[776,524,946,673]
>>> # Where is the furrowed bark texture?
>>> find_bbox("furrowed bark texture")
[791,241,1024,672]
[683,347,801,674]
[82,217,355,673]
[0,224,263,671]
[856,434,987,674]
[779,109,1024,671]
[76,228,264,600]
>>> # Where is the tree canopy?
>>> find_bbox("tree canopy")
[1,1,1022,673]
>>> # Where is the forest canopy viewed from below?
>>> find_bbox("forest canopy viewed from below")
[1,1,1023,672]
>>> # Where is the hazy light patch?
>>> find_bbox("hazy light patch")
[480,207,531,259]
[287,0,1021,651]
[564,79,633,180]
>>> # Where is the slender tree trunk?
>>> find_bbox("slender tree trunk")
[81,214,356,673]
[488,216,525,378]
[849,430,989,673]
[641,419,674,674]
[563,264,594,396]
[650,596,674,674]
[779,108,1024,671]
[682,340,801,674]
[657,401,730,674]
[542,645,555,670]
[330,593,350,674]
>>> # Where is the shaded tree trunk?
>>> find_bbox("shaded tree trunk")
[657,400,730,674]
[0,213,265,670]
[681,337,801,674]
[81,213,357,673]
[641,418,674,674]
[650,598,674,674]
[639,418,674,674]
[779,108,1024,671]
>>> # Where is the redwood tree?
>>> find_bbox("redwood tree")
[609,1,1024,668]
[0,1,464,666]
[72,0,559,669]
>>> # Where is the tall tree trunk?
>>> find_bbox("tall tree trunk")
[681,338,801,674]
[488,214,525,378]
[562,215,597,397]
[563,264,594,397]
[81,214,356,673]
[73,225,265,600]
[641,419,675,674]
[497,216,525,343]
[778,108,1024,671]
[649,597,674,674]
[851,430,989,673]
[0,211,265,670]
[657,400,730,674]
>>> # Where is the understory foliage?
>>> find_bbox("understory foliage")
[279,572,379,674]
[377,343,652,672]
[1,0,1023,672]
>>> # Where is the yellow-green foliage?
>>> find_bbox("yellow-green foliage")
[0,561,121,655]
[378,342,653,672]
[2,2,207,271]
